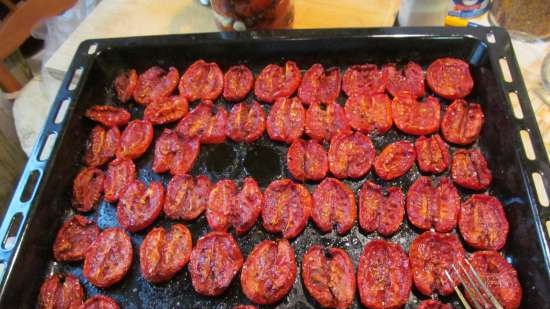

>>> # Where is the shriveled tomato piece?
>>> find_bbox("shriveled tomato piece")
[391,95,441,135]
[225,100,266,143]
[254,61,301,103]
[298,64,341,105]
[164,175,213,221]
[342,64,386,96]
[357,240,411,309]
[179,60,223,101]
[406,177,460,232]
[223,64,254,101]
[266,96,305,144]
[262,179,311,239]
[426,57,473,100]
[85,105,131,127]
[53,215,100,262]
[417,300,453,309]
[140,224,192,283]
[409,231,465,296]
[83,228,132,288]
[305,101,351,142]
[383,62,425,98]
[469,251,522,309]
[373,141,416,180]
[344,93,392,134]
[415,134,450,174]
[188,231,243,296]
[133,66,179,105]
[451,148,492,190]
[459,194,509,250]
[328,132,376,179]
[206,179,237,232]
[176,100,227,144]
[117,180,164,232]
[441,99,485,145]
[78,295,120,309]
[312,178,356,235]
[287,138,328,181]
[358,181,404,236]
[104,158,136,203]
[116,119,154,159]
[241,239,296,305]
[72,167,104,212]
[152,129,200,175]
[302,245,355,309]
[37,274,84,309]
[144,95,188,125]
[114,69,138,103]
[84,125,120,167]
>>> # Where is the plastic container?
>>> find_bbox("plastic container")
[398,0,449,26]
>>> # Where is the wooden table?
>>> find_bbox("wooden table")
[45,0,400,78]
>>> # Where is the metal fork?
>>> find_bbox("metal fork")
[444,258,504,309]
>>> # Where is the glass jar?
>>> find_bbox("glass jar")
[489,0,550,40]
[211,0,294,31]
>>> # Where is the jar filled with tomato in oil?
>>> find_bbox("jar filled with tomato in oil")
[211,0,294,31]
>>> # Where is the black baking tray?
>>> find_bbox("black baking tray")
[0,28,549,309]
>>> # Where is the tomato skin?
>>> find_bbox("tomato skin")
[254,61,301,103]
[117,180,165,232]
[152,129,200,176]
[84,125,120,167]
[83,227,133,288]
[417,300,453,309]
[441,99,485,145]
[225,100,266,143]
[164,174,213,221]
[406,177,460,233]
[312,178,357,235]
[188,231,243,296]
[426,57,473,100]
[266,96,305,144]
[305,101,352,142]
[391,95,441,135]
[287,138,328,181]
[342,64,386,96]
[241,239,296,305]
[223,64,254,101]
[414,134,449,174]
[114,69,138,103]
[116,119,154,160]
[357,240,411,309]
[176,100,228,144]
[85,105,131,127]
[298,64,341,105]
[409,231,465,296]
[459,194,509,250]
[469,251,522,309]
[383,62,425,98]
[179,60,223,102]
[358,181,404,236]
[53,215,100,262]
[262,179,312,239]
[144,95,189,125]
[139,224,192,283]
[451,148,492,190]
[301,245,355,309]
[328,132,376,179]
[373,141,416,180]
[344,93,392,135]
[133,66,179,105]
[77,295,120,309]
[103,158,136,203]
[72,167,105,212]
[37,274,84,309]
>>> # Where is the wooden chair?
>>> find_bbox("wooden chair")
[0,0,77,93]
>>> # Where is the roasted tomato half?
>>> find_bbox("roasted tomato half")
[391,95,441,136]
[312,178,356,235]
[176,100,227,144]
[415,134,450,174]
[84,125,120,167]
[451,148,492,190]
[116,119,154,160]
[298,64,341,105]
[305,101,351,142]
[441,99,485,145]
[114,69,138,103]
[266,96,305,144]
[287,138,328,181]
[103,158,136,203]
[37,274,84,309]
[383,61,425,98]
[254,61,301,103]
[78,295,120,309]
[179,60,224,102]
[72,167,104,212]
[373,141,416,180]
[164,174,213,221]
[144,95,189,125]
[223,64,254,102]
[328,132,376,179]
[152,129,200,176]
[53,215,100,262]
[117,180,164,232]
[342,64,386,96]
[426,57,473,100]
[133,66,179,105]
[344,93,392,135]
[85,105,131,127]
[358,181,404,236]
[225,100,266,143]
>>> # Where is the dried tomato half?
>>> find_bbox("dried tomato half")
[152,129,200,176]
[85,105,131,127]
[451,148,492,190]
[415,134,450,174]
[72,167,104,212]
[164,174,213,221]
[103,158,136,203]
[342,64,386,96]
[266,96,305,144]
[133,66,179,105]
[426,57,474,100]
[344,93,392,135]
[179,60,224,102]
[383,61,425,98]
[328,132,376,179]
[441,99,485,145]
[305,101,351,142]
[223,64,254,102]
[84,125,120,167]
[373,141,416,180]
[225,100,266,143]
[176,100,227,144]
[391,95,441,135]
[312,178,357,235]
[53,215,100,262]
[254,61,301,103]
[358,181,404,236]
[37,274,84,309]
[114,69,138,103]
[298,64,341,105]
[117,180,164,232]
[287,138,328,181]
[144,95,189,125]
[116,119,154,160]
